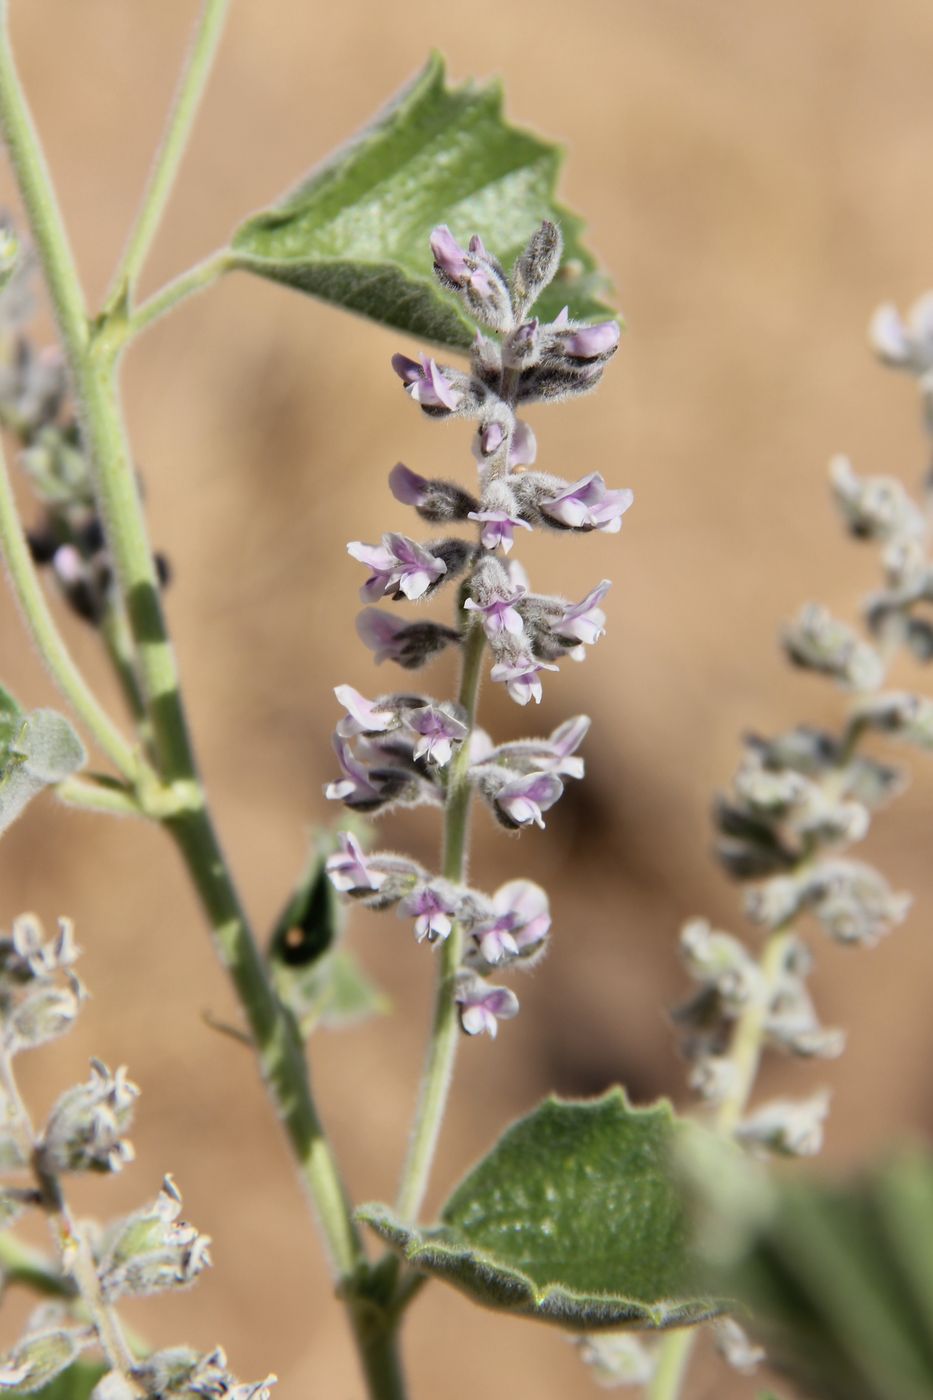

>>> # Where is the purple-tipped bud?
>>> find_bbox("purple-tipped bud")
[455,972,519,1038]
[490,655,559,706]
[388,462,429,506]
[391,353,463,411]
[560,320,621,360]
[356,609,461,669]
[430,225,470,283]
[509,419,537,467]
[403,704,468,766]
[389,463,479,522]
[494,771,564,829]
[324,736,384,806]
[481,422,505,456]
[326,833,386,894]
[540,473,634,533]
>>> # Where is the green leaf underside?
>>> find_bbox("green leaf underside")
[6,1360,107,1400]
[725,1152,933,1400]
[0,706,85,835]
[0,684,23,766]
[359,1089,720,1331]
[232,54,614,351]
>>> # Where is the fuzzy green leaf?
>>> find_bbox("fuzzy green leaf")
[5,1360,107,1400]
[0,707,85,836]
[232,53,613,350]
[359,1089,719,1331]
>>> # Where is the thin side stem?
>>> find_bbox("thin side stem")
[0,431,140,780]
[395,619,486,1223]
[55,776,146,818]
[104,0,231,310]
[123,248,233,343]
[0,25,391,1395]
[645,1329,695,1400]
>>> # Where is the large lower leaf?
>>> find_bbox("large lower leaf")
[359,1089,720,1331]
[232,53,613,350]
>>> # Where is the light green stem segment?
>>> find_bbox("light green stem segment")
[0,5,386,1377]
[0,432,140,780]
[395,619,486,1224]
[105,0,232,309]
[124,248,233,341]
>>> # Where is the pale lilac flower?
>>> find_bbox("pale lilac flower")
[400,881,460,944]
[490,654,559,706]
[485,715,590,780]
[472,880,551,963]
[509,419,537,466]
[468,727,495,764]
[556,579,612,648]
[356,608,460,668]
[334,684,395,737]
[464,580,526,639]
[560,320,621,359]
[324,737,382,806]
[455,973,520,1038]
[552,306,570,328]
[468,507,532,554]
[541,473,634,533]
[495,771,564,828]
[348,533,447,601]
[346,540,398,601]
[325,833,386,894]
[479,421,505,455]
[391,353,463,410]
[430,225,470,284]
[403,704,468,766]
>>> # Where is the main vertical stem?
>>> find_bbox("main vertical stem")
[395,619,486,1224]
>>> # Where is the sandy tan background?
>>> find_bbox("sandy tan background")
[2,1,933,1396]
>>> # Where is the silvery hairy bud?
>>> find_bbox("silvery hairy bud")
[870,294,933,375]
[713,1318,765,1375]
[388,463,478,522]
[679,919,765,1014]
[853,691,933,748]
[325,833,423,909]
[510,221,563,317]
[6,978,83,1053]
[829,454,925,541]
[0,1307,89,1393]
[736,1090,831,1157]
[129,1346,276,1400]
[96,1176,211,1302]
[430,226,514,333]
[576,1333,656,1388]
[783,603,884,691]
[39,1060,138,1174]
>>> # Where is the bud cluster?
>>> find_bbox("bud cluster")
[0,912,273,1399]
[675,295,933,1162]
[0,223,170,627]
[324,221,630,1036]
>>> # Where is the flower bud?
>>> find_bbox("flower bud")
[737,1090,831,1157]
[355,609,461,669]
[509,221,563,316]
[97,1176,212,1302]
[783,604,884,691]
[0,1308,88,1393]
[39,1060,138,1175]
[388,463,478,522]
[429,225,514,332]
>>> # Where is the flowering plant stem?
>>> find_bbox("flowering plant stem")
[395,617,486,1223]
[0,9,407,1398]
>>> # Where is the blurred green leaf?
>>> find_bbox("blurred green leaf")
[722,1151,933,1400]
[0,685,23,766]
[6,1360,107,1400]
[232,53,614,351]
[268,832,387,1034]
[360,1089,720,1331]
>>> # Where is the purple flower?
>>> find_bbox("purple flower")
[334,684,395,737]
[399,881,460,944]
[495,771,564,829]
[347,533,447,601]
[324,736,382,806]
[388,462,429,507]
[467,508,532,554]
[464,580,526,639]
[485,715,590,781]
[430,225,470,284]
[560,320,621,360]
[490,655,559,706]
[543,715,590,778]
[403,704,468,766]
[541,473,634,533]
[455,973,520,1038]
[326,832,386,894]
[556,579,612,648]
[510,420,537,466]
[480,421,505,456]
[391,353,463,410]
[472,879,551,963]
[346,540,398,601]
